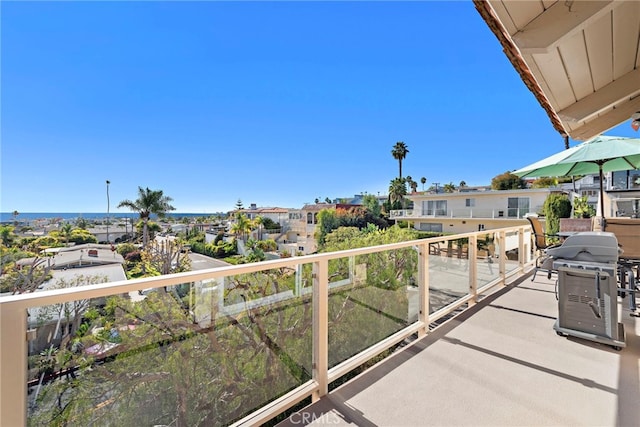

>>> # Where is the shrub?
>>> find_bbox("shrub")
[543,193,572,235]
[255,239,277,252]
[117,243,138,257]
[124,251,142,262]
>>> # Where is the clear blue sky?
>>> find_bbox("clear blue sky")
[2,1,637,214]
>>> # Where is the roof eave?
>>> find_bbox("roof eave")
[473,0,568,139]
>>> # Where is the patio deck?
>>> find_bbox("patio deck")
[277,271,640,426]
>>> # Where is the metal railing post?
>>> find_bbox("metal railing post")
[312,260,328,401]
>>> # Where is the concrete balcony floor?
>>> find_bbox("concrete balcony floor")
[278,271,640,426]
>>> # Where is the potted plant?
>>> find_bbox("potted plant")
[572,195,596,218]
[560,195,594,232]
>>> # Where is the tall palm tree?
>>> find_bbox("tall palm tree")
[391,141,409,179]
[420,177,427,191]
[117,187,175,247]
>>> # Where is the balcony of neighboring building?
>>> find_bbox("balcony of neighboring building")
[390,206,544,220]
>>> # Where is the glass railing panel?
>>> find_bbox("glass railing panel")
[27,274,311,426]
[428,238,470,312]
[503,230,522,275]
[477,232,500,288]
[327,249,416,368]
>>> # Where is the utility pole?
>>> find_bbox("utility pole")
[106,180,111,244]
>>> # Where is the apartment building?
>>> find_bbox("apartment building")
[394,188,558,234]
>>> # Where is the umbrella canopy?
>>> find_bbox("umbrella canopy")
[513,135,640,219]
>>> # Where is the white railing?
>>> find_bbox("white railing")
[0,226,532,426]
[391,207,543,219]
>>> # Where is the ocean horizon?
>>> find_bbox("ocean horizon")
[0,212,224,222]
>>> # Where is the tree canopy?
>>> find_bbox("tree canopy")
[118,187,175,247]
[490,172,526,190]
[391,141,409,179]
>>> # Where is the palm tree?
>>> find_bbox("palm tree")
[117,187,175,247]
[388,178,407,209]
[391,141,409,179]
[406,176,418,193]
[59,224,73,246]
[230,212,252,242]
[420,177,427,191]
[443,182,456,193]
[253,215,264,240]
[75,217,88,230]
[12,210,19,226]
[459,180,467,188]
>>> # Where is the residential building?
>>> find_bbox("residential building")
[558,171,640,219]
[229,204,300,232]
[393,188,559,233]
[285,203,362,254]
[329,193,387,206]
[11,245,127,355]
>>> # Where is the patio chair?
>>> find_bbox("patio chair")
[603,218,640,316]
[526,216,560,281]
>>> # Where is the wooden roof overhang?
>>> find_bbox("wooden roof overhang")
[474,0,640,142]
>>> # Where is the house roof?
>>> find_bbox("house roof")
[474,0,640,141]
[53,247,124,269]
[29,244,125,270]
[301,203,362,212]
[28,264,128,327]
[230,207,291,214]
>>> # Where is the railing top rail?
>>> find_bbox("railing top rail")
[0,225,528,310]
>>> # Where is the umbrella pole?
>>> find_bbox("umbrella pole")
[599,165,605,220]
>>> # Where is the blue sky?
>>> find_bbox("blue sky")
[2,1,637,214]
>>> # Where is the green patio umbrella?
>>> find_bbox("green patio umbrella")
[513,135,640,219]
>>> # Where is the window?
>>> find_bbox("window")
[612,169,640,189]
[507,197,529,218]
[306,213,313,224]
[419,223,443,232]
[478,224,485,231]
[465,198,475,207]
[612,171,628,189]
[423,200,447,216]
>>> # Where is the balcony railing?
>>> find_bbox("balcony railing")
[391,207,543,219]
[0,225,532,426]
